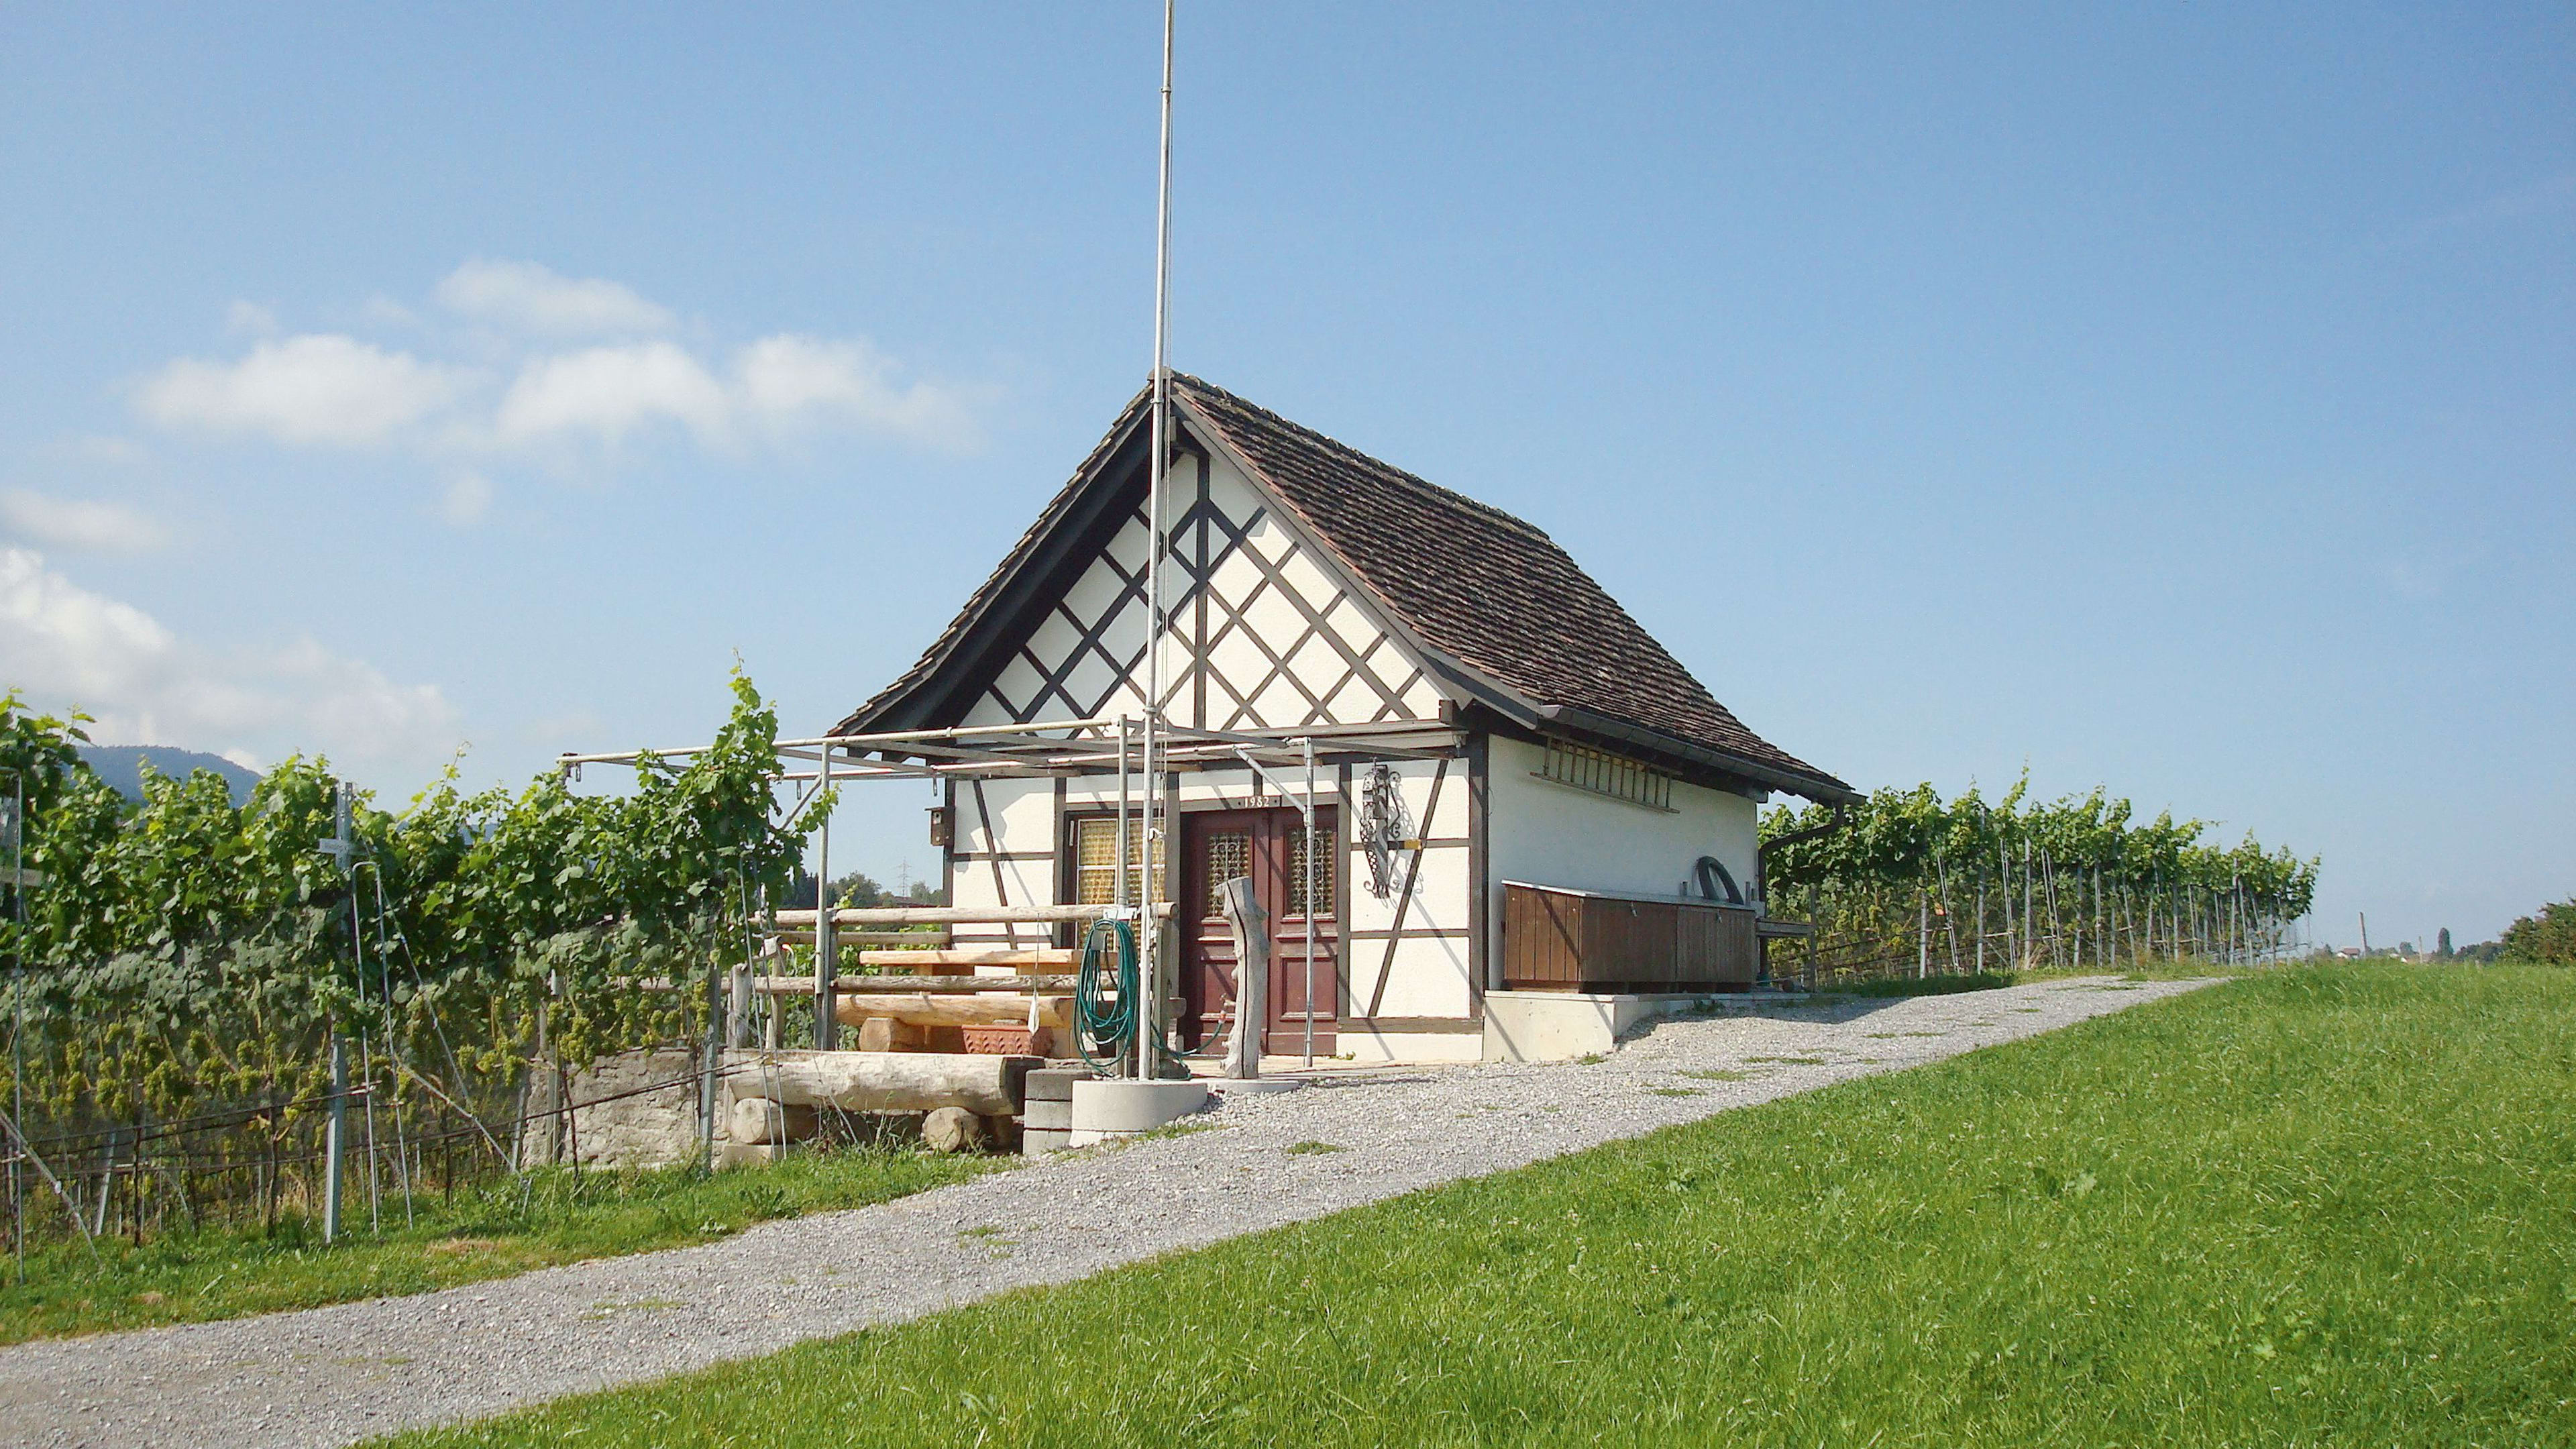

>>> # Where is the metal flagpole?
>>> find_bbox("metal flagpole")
[1136,0,1176,1081]
[1116,718,1132,914]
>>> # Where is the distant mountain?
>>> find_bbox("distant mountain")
[77,745,262,805]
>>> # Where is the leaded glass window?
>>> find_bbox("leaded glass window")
[1071,815,1163,906]
[1201,830,1252,919]
[1286,826,1337,917]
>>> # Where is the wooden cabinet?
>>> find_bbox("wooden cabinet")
[1503,881,1760,992]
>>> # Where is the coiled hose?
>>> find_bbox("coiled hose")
[1075,916,1230,1075]
[1074,916,1140,1073]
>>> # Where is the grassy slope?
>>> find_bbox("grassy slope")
[0,1147,1000,1344]
[396,965,2576,1448]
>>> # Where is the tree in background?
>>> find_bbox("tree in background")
[778,866,949,910]
[2500,900,2576,966]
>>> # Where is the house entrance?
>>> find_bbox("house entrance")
[1180,807,1338,1058]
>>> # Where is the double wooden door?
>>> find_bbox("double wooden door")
[1180,807,1338,1058]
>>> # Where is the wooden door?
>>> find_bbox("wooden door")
[1180,807,1338,1057]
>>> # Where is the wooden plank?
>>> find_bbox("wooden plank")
[773,904,1173,926]
[1501,880,1773,992]
[746,974,1077,994]
[852,949,1076,969]
[771,930,952,947]
[835,994,1074,1029]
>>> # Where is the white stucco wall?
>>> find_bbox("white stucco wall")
[1341,756,1474,1022]
[960,444,1441,733]
[947,775,1058,948]
[1483,735,1762,976]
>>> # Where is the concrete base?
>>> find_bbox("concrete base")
[1482,989,1772,1063]
[1069,1079,1211,1146]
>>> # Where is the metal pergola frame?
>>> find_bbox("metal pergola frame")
[559,716,1453,781]
[560,716,1454,1071]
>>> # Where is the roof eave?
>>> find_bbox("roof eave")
[833,392,1159,737]
[1536,703,1860,806]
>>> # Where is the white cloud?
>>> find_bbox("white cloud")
[490,333,984,453]
[495,340,732,446]
[0,547,462,774]
[435,259,675,337]
[136,334,469,447]
[438,472,494,527]
[360,294,421,328]
[0,490,171,553]
[734,334,982,449]
[225,301,278,335]
[132,267,987,464]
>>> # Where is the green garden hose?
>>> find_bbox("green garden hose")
[1074,916,1206,1075]
[1074,916,1140,1073]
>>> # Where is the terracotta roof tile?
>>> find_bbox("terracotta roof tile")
[1171,376,1845,796]
[841,375,1849,801]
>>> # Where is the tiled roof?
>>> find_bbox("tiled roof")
[840,374,1851,802]
[1171,376,1847,799]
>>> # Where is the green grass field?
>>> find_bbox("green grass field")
[0,1145,999,1344]
[392,964,2576,1448]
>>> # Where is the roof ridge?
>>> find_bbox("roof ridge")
[1171,372,1551,543]
[843,369,1853,801]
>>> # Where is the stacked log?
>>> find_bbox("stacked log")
[719,1049,1036,1161]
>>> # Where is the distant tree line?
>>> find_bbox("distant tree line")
[2497,898,2576,966]
[777,865,947,912]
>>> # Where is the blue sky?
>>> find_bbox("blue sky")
[1,4,2567,945]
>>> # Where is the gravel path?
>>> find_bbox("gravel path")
[0,975,2213,1448]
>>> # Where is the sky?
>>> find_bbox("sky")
[1,3,2567,947]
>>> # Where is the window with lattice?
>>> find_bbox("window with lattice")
[1071,815,1163,906]
[1201,830,1251,919]
[1287,826,1337,916]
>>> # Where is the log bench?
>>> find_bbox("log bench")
[718,1049,1038,1163]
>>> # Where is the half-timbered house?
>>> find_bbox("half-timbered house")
[836,375,1856,1065]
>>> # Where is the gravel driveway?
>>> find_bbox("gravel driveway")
[0,975,2214,1448]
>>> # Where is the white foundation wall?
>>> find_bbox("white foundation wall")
[1483,735,1762,968]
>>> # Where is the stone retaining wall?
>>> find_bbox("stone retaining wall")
[517,1046,705,1169]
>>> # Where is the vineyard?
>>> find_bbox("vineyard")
[0,675,2324,1269]
[0,676,803,1265]
[1758,781,2318,987]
